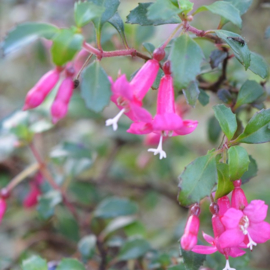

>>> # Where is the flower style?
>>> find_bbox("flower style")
[105,59,160,131]
[219,200,270,251]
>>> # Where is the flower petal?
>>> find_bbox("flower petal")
[114,75,133,100]
[174,120,198,135]
[243,200,268,223]
[248,221,270,243]
[229,247,246,258]
[127,122,153,134]
[152,113,183,132]
[202,232,215,245]
[128,104,153,122]
[219,228,245,249]
[192,245,217,254]
[221,208,243,229]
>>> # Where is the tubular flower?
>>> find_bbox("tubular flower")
[23,183,42,208]
[23,69,60,110]
[0,199,6,224]
[231,180,248,210]
[218,195,231,216]
[106,59,159,131]
[219,200,270,251]
[127,61,198,159]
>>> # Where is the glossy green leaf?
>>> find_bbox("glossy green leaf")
[51,29,83,66]
[74,1,104,27]
[171,35,203,90]
[108,12,128,47]
[234,109,270,144]
[81,61,111,113]
[194,2,242,28]
[215,30,250,69]
[78,235,97,260]
[181,248,206,270]
[56,258,85,270]
[228,146,250,181]
[183,81,200,107]
[178,153,218,206]
[209,50,227,69]
[198,89,209,106]
[94,197,138,219]
[178,0,194,14]
[217,89,233,105]
[147,0,180,21]
[89,0,120,31]
[208,116,221,143]
[242,156,258,184]
[265,26,270,39]
[126,3,181,26]
[22,256,47,270]
[248,52,269,79]
[224,0,253,15]
[213,104,237,141]
[118,238,151,261]
[37,190,62,219]
[2,22,59,55]
[235,80,264,109]
[215,163,234,200]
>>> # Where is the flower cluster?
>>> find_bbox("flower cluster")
[180,180,270,270]
[106,48,198,159]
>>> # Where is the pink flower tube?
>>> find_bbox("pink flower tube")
[51,76,74,124]
[181,215,200,250]
[23,183,41,208]
[23,69,60,110]
[231,180,248,210]
[0,199,6,223]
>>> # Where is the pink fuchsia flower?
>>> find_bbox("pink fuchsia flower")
[51,75,74,124]
[0,199,6,223]
[23,183,41,208]
[231,180,248,210]
[219,200,270,251]
[105,59,159,131]
[23,69,61,111]
[218,196,231,216]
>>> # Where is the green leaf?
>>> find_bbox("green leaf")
[37,190,62,219]
[22,256,47,270]
[215,30,251,69]
[198,89,209,106]
[2,22,59,55]
[242,156,258,184]
[234,109,270,144]
[217,89,233,105]
[248,52,269,79]
[56,258,85,270]
[213,104,237,141]
[171,34,203,90]
[100,216,136,239]
[89,0,120,32]
[209,50,228,69]
[265,26,270,39]
[207,116,221,143]
[194,2,242,28]
[74,1,104,27]
[178,0,194,14]
[234,80,264,109]
[228,146,250,181]
[168,266,186,270]
[183,81,200,107]
[224,0,253,15]
[118,237,151,261]
[126,3,181,26]
[81,61,111,113]
[108,12,128,47]
[78,235,97,260]
[51,29,83,66]
[181,248,206,270]
[147,0,180,21]
[94,197,138,219]
[178,153,218,206]
[215,163,234,200]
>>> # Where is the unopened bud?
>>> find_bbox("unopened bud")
[231,181,248,210]
[163,61,171,75]
[153,47,165,61]
[181,215,200,250]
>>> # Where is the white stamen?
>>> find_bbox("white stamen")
[247,232,257,250]
[148,135,167,160]
[239,215,257,251]
[223,260,236,270]
[105,109,125,131]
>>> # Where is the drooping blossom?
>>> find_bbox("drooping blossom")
[23,183,42,208]
[219,200,270,251]
[181,204,200,250]
[105,58,160,131]
[231,180,248,210]
[192,201,245,270]
[23,69,61,111]
[0,199,6,223]
[127,61,198,159]
[51,68,75,124]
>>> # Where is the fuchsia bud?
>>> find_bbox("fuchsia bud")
[0,199,6,223]
[23,69,60,110]
[153,47,165,62]
[231,180,248,210]
[51,76,74,124]
[218,196,230,216]
[181,204,200,250]
[23,183,41,208]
